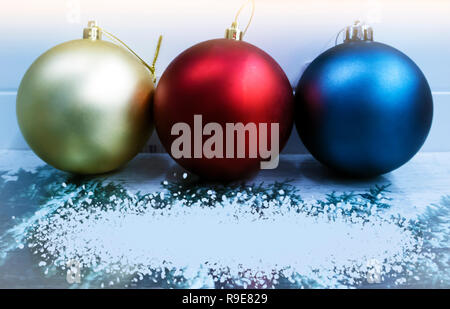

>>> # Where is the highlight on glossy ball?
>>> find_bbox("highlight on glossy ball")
[295,41,433,177]
[16,39,154,174]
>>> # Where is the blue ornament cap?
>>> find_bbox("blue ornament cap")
[295,24,433,177]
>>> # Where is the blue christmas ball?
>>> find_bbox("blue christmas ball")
[295,40,433,177]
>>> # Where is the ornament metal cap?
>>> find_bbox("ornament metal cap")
[225,22,243,41]
[224,0,255,41]
[83,20,102,40]
[344,21,373,43]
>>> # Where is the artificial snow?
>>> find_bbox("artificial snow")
[14,181,439,288]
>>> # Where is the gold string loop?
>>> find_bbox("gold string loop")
[97,27,162,83]
[234,0,256,37]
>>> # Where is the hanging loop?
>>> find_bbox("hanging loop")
[334,27,346,46]
[101,28,162,82]
[84,21,162,82]
[225,0,255,40]
[234,0,256,37]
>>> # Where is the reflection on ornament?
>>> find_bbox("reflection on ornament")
[17,21,161,174]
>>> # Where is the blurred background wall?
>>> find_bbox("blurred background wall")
[1,0,449,153]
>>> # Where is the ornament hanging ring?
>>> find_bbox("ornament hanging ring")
[234,0,256,37]
[95,27,162,83]
[334,27,346,46]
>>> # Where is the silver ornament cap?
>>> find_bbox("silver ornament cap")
[344,20,373,42]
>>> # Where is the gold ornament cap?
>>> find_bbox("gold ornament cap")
[225,0,255,41]
[83,20,102,40]
[344,20,373,43]
[225,22,243,41]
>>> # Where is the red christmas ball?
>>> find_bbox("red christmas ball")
[154,39,293,180]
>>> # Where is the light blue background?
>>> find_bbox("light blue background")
[1,0,449,152]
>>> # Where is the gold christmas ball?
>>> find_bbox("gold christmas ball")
[16,27,154,174]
